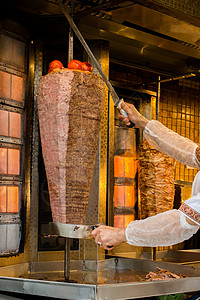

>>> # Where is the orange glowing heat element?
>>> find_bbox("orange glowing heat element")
[0,110,21,138]
[114,155,138,228]
[11,74,23,102]
[125,186,137,207]
[0,148,7,174]
[0,186,19,213]
[9,112,21,138]
[114,156,137,178]
[114,186,125,206]
[0,71,10,99]
[8,149,20,175]
[0,110,8,136]
[114,156,124,177]
[0,71,23,102]
[114,186,137,207]
[114,215,134,228]
[0,186,6,212]
[7,186,19,212]
[0,148,20,175]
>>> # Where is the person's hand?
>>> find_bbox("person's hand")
[119,102,149,129]
[91,225,126,250]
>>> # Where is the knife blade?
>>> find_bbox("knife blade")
[58,0,134,127]
[50,222,113,248]
[50,222,96,239]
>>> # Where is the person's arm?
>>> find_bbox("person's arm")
[92,192,200,249]
[120,102,200,169]
[91,210,199,249]
[125,209,199,247]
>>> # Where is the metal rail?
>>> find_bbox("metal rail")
[132,73,197,89]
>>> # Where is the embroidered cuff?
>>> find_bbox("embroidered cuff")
[179,202,200,226]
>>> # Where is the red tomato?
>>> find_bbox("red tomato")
[68,60,83,70]
[82,62,93,72]
[48,60,63,73]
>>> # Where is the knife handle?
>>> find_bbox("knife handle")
[119,108,135,128]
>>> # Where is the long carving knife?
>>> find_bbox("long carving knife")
[58,0,134,127]
[50,222,113,247]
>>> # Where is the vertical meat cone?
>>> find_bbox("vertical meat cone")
[139,140,175,219]
[38,69,105,224]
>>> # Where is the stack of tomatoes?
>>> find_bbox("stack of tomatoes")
[48,59,93,73]
[68,60,93,72]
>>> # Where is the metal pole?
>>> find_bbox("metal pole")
[156,75,161,120]
[106,91,111,227]
[64,238,71,281]
[152,247,156,261]
[64,2,75,281]
[152,75,161,261]
[68,26,73,63]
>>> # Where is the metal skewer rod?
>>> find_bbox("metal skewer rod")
[64,238,71,281]
[64,1,75,281]
[152,75,161,261]
[58,0,120,106]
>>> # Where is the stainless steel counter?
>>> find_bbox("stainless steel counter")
[0,256,200,300]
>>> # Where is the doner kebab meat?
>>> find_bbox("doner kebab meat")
[139,140,175,219]
[38,68,105,224]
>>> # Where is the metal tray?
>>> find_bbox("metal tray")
[0,257,200,300]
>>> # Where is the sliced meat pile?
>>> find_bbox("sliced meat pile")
[38,69,105,224]
[144,267,186,281]
[139,140,175,219]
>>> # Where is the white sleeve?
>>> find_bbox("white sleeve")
[143,120,200,169]
[125,209,199,247]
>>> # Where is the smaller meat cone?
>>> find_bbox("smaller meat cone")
[139,140,175,219]
[38,69,105,224]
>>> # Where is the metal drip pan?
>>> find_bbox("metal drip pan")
[0,257,200,299]
[112,249,200,265]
